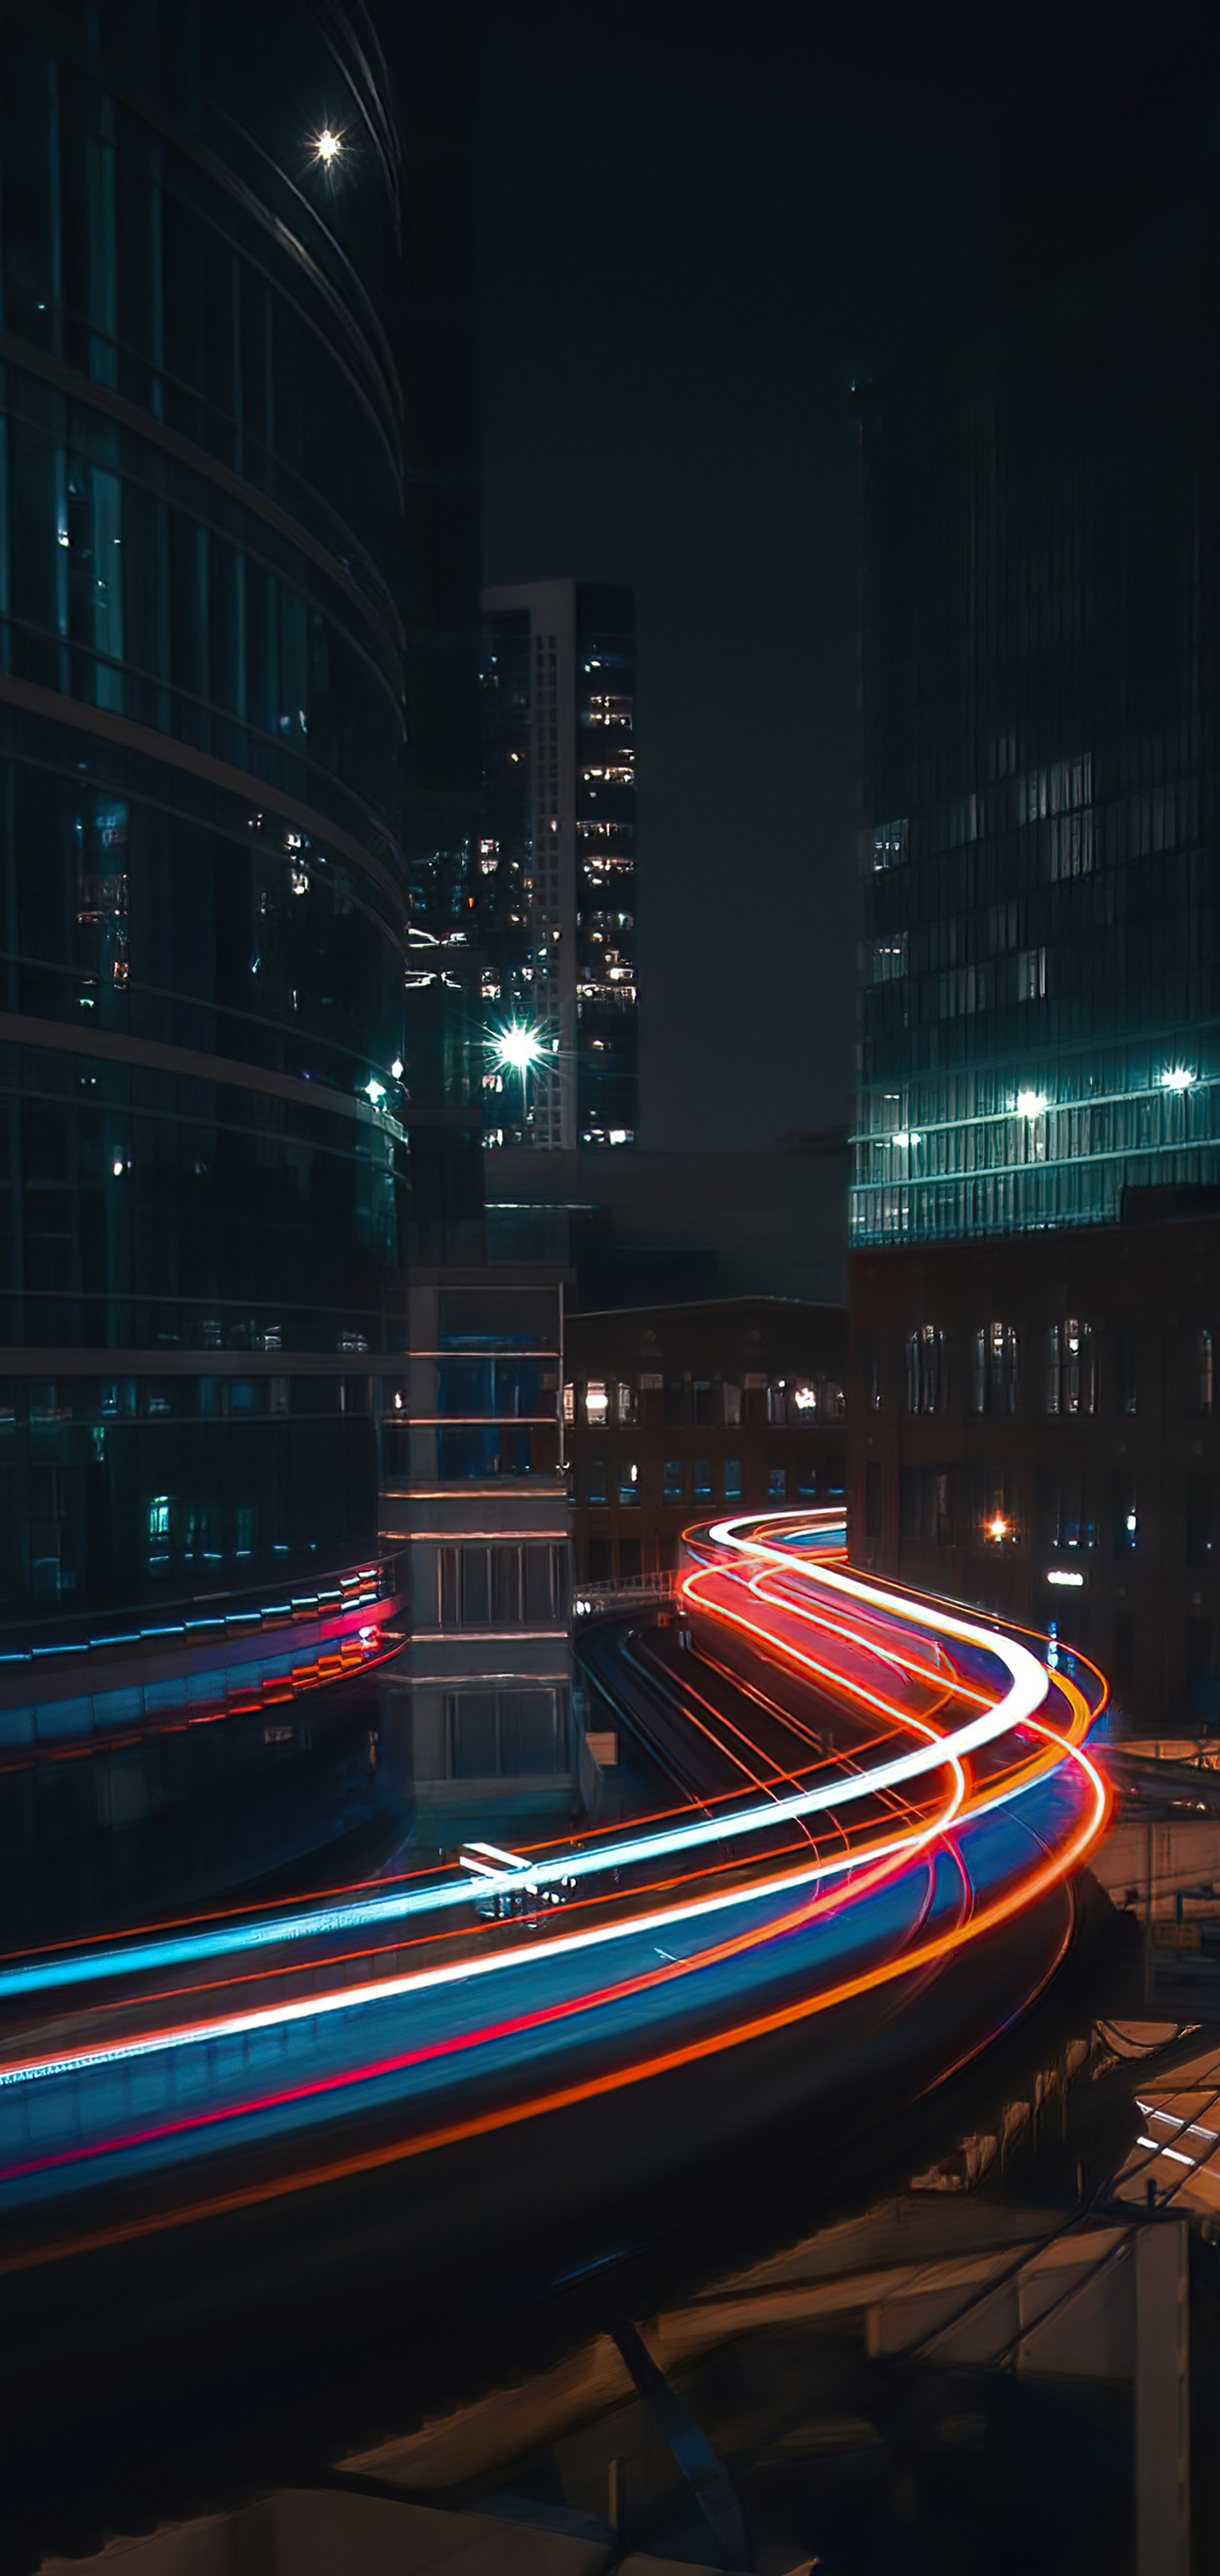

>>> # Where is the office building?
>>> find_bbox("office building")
[852,108,1220,1252]
[0,7,493,1828]
[567,1299,846,1584]
[847,82,1220,1723]
[480,580,638,1150]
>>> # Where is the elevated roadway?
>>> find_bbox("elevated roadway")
[0,1511,1112,2570]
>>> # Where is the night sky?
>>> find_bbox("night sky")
[477,0,1161,1152]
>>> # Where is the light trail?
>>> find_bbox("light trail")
[0,1509,1112,2272]
[0,1516,1056,2006]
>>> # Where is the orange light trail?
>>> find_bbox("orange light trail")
[0,1510,1112,2272]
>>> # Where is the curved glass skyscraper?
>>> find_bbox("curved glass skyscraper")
[0,3,425,1640]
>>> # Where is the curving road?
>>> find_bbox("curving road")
[0,1512,1109,2264]
[0,1510,1115,2565]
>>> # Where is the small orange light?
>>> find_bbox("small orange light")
[986,1514,1010,1542]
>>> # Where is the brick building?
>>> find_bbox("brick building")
[849,1197,1220,1725]
[566,1298,846,1582]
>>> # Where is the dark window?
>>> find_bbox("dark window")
[524,1545,560,1622]
[1040,1469,1096,1552]
[462,1548,490,1625]
[1186,1476,1212,1566]
[1199,1331,1215,1417]
[900,1464,952,1544]
[904,1325,944,1413]
[1113,1480,1139,1555]
[499,1690,557,1775]
[492,1547,521,1624]
[724,1458,743,1501]
[864,1460,881,1540]
[1186,1620,1215,1721]
[1115,1330,1139,1416]
[663,1459,683,1502]
[450,1693,497,1778]
[694,1459,712,1500]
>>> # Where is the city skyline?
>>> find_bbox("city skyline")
[0,11,1210,2573]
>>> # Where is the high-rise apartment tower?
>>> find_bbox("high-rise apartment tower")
[480,580,638,1151]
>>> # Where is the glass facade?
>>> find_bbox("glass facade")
[0,4,434,1630]
[852,170,1220,1245]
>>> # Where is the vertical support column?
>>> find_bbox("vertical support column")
[1136,2220,1190,2576]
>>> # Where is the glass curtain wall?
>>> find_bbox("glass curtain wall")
[0,1,416,1627]
[853,173,1220,1245]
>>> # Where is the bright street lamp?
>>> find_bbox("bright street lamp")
[490,1020,547,1078]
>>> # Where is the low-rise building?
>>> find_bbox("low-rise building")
[565,1298,847,1582]
[849,1194,1220,1728]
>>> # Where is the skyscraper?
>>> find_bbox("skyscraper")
[480,580,639,1150]
[852,115,1220,1252]
[0,5,431,1657]
[847,77,1220,1724]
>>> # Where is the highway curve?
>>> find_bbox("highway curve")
[0,1511,1112,2567]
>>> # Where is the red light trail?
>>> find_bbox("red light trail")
[0,1511,1111,2274]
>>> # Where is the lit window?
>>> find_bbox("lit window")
[1046,1319,1095,1417]
[585,1380,608,1425]
[972,1323,1018,1416]
[616,1381,636,1423]
[869,933,908,983]
[619,1462,639,1506]
[865,817,908,872]
[562,1383,575,1424]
